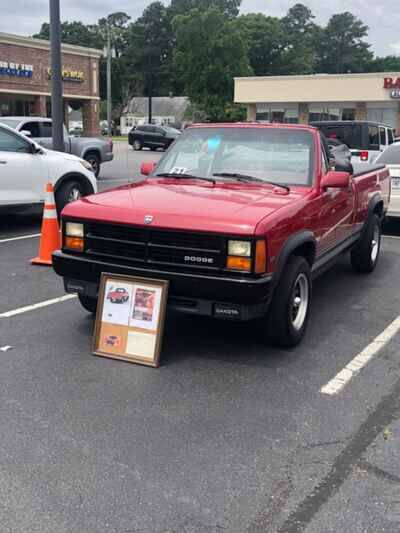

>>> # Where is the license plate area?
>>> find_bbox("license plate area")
[392,177,400,189]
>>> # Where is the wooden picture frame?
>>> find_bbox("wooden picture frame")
[93,273,169,367]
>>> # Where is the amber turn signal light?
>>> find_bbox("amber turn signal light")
[227,256,251,271]
[255,240,267,274]
[65,236,84,251]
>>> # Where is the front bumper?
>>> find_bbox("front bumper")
[52,250,273,321]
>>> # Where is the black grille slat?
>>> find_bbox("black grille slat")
[84,222,223,271]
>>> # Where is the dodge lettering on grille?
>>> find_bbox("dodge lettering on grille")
[184,256,214,264]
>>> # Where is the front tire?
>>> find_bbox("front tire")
[263,256,312,348]
[351,214,381,273]
[55,180,85,215]
[78,294,97,314]
[133,139,143,151]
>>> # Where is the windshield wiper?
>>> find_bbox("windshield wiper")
[155,172,215,184]
[212,172,290,191]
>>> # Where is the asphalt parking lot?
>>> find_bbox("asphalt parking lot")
[1,146,400,532]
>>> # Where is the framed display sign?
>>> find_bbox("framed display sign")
[93,273,169,367]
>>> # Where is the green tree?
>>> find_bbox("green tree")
[279,4,319,74]
[169,0,241,19]
[173,7,250,121]
[122,2,174,98]
[317,12,373,73]
[238,13,286,76]
[366,55,400,72]
[33,21,102,49]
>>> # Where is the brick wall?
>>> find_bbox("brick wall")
[0,42,97,98]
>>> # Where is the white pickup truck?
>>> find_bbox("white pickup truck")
[0,122,97,215]
[0,116,113,177]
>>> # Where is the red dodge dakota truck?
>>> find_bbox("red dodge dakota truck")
[53,123,390,347]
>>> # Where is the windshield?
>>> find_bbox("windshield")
[375,144,400,165]
[154,127,314,186]
[0,118,21,130]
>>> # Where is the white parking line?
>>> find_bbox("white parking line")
[0,294,77,318]
[0,233,40,244]
[321,315,400,396]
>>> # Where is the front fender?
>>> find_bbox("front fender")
[272,231,316,288]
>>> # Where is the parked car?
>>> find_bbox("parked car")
[0,117,113,178]
[0,122,97,215]
[375,143,400,218]
[311,120,396,166]
[128,124,181,151]
[53,123,389,348]
[107,287,130,303]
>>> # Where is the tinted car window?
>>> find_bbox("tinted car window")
[375,144,400,165]
[379,127,386,146]
[388,129,394,145]
[0,127,31,153]
[22,121,40,137]
[41,122,52,137]
[315,124,362,149]
[368,125,379,150]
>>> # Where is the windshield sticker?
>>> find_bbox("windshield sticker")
[170,166,188,174]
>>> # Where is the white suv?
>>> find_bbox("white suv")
[0,122,97,214]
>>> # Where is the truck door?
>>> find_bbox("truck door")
[38,121,70,152]
[317,142,354,255]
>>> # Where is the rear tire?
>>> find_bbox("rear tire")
[78,294,97,314]
[263,256,312,348]
[55,180,85,215]
[351,214,381,273]
[84,152,101,178]
[133,139,143,151]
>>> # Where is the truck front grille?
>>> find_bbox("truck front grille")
[84,222,224,271]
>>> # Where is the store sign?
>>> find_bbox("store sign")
[390,89,400,99]
[47,68,85,83]
[0,61,33,78]
[383,77,400,89]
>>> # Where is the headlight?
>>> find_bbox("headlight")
[80,159,94,172]
[65,222,84,237]
[228,240,251,257]
[64,222,84,251]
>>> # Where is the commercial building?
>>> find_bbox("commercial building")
[120,96,188,134]
[234,72,400,132]
[0,32,102,135]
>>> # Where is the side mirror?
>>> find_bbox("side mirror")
[321,170,351,190]
[140,161,156,176]
[20,130,32,138]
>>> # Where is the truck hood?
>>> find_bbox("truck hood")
[63,178,307,235]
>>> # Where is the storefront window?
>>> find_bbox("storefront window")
[342,109,355,121]
[256,105,298,124]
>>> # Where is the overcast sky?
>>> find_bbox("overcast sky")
[2,0,400,57]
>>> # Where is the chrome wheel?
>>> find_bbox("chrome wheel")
[371,225,380,263]
[290,273,309,331]
[67,187,82,203]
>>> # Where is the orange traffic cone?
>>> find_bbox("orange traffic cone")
[31,183,61,266]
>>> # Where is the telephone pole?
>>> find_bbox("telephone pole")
[107,25,112,137]
[49,0,64,151]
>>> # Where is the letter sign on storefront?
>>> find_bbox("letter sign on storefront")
[47,68,85,82]
[383,77,400,90]
[0,61,33,78]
